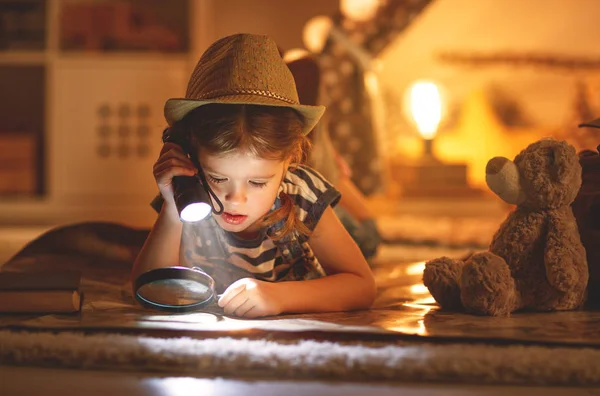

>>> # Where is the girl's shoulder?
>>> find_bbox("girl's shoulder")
[282,164,338,201]
[281,164,341,230]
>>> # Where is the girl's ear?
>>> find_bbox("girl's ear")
[284,157,297,170]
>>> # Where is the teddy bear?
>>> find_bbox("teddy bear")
[423,138,588,316]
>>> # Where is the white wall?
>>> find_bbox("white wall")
[212,0,339,51]
[0,0,339,228]
[379,0,600,129]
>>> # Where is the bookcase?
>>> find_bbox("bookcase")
[0,0,46,197]
[0,0,213,227]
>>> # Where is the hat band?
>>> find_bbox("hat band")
[194,88,298,105]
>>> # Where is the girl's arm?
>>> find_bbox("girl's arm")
[278,206,377,312]
[129,202,182,290]
[335,177,374,222]
[331,151,373,222]
[129,141,197,291]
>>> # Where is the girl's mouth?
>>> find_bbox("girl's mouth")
[221,212,248,225]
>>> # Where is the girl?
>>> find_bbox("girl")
[131,33,376,318]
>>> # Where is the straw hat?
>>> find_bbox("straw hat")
[164,33,326,135]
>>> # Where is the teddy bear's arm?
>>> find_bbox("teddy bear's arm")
[544,213,586,292]
[489,210,544,261]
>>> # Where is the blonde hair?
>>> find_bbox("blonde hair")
[172,104,312,240]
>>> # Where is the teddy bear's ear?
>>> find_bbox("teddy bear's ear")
[550,141,577,182]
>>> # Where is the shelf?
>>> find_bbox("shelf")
[0,50,191,66]
[55,51,190,63]
[0,0,47,52]
[0,50,47,65]
[0,0,196,222]
[0,65,45,197]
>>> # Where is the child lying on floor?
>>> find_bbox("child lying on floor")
[131,33,376,318]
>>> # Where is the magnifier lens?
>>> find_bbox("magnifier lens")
[135,267,216,312]
[137,279,212,305]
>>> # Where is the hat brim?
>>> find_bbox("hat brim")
[164,96,325,136]
[579,118,600,129]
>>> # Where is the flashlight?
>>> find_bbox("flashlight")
[172,174,213,222]
[162,128,223,222]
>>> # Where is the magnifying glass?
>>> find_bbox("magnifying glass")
[134,266,219,312]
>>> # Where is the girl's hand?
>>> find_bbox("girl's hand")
[153,142,197,203]
[218,278,283,318]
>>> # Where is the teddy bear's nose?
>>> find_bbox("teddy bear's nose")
[486,157,509,175]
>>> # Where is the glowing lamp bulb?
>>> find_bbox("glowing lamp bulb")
[408,81,443,140]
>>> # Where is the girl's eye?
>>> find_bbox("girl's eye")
[208,175,227,184]
[249,181,267,188]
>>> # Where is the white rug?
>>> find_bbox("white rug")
[2,330,600,386]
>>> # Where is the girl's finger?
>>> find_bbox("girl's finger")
[233,299,255,317]
[153,157,196,175]
[159,142,184,156]
[223,292,250,316]
[154,167,197,186]
[218,279,248,308]
[242,306,260,319]
[156,150,194,169]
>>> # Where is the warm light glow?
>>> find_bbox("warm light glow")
[303,16,333,53]
[364,70,380,95]
[406,261,426,275]
[283,48,311,63]
[180,202,212,222]
[410,284,430,295]
[388,296,435,335]
[340,0,381,22]
[407,80,443,140]
[403,296,437,309]
[364,65,390,185]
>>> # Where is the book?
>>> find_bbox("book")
[0,270,82,313]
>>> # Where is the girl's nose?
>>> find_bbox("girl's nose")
[225,186,247,205]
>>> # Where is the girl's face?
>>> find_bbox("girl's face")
[198,148,288,238]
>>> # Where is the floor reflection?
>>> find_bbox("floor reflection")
[4,252,600,347]
[369,260,600,346]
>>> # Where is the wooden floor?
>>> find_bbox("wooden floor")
[5,246,600,347]
[2,365,599,396]
[2,217,600,394]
